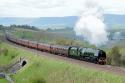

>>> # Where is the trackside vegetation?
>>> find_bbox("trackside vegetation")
[0,43,125,83]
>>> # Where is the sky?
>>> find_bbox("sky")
[0,0,125,17]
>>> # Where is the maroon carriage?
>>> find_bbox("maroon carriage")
[37,43,51,52]
[28,41,37,49]
[50,45,69,56]
[21,39,29,47]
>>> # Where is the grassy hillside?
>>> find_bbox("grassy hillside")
[11,28,94,47]
[0,43,125,83]
[12,28,76,40]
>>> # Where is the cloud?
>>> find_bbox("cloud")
[0,0,125,17]
[100,0,125,14]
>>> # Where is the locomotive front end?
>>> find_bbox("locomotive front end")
[98,50,106,65]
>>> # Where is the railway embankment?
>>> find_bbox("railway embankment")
[0,42,124,83]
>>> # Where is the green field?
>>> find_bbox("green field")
[0,43,125,83]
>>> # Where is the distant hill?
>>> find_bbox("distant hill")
[104,14,125,27]
[0,14,125,28]
[0,17,78,28]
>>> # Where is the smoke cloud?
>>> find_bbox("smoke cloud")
[74,0,108,46]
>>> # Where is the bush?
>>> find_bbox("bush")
[3,49,8,56]
[106,56,112,65]
[29,76,46,83]
[10,50,19,59]
[120,55,125,66]
[11,55,16,59]
[2,48,19,59]
[110,46,121,66]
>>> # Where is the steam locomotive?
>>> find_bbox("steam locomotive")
[6,33,106,65]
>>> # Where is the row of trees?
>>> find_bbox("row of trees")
[0,24,39,31]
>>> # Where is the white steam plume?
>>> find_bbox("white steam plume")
[74,0,108,46]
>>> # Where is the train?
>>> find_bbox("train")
[5,33,106,65]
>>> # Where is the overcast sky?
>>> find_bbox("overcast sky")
[0,0,125,17]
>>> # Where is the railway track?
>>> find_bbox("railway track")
[5,38,125,76]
